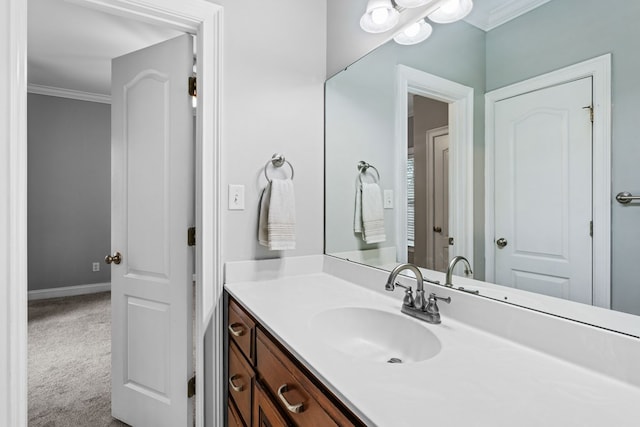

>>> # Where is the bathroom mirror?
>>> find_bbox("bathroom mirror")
[325,0,640,335]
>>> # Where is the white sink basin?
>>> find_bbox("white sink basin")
[310,307,441,364]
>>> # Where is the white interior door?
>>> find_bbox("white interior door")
[432,130,449,272]
[493,77,592,304]
[110,34,194,426]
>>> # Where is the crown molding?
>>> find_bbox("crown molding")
[27,83,111,104]
[464,0,550,32]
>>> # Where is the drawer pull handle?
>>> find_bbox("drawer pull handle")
[228,374,244,392]
[228,323,245,337]
[277,384,304,414]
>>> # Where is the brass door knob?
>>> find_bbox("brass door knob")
[105,251,122,265]
[496,238,508,248]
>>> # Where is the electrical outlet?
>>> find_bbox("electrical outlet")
[228,184,245,210]
[383,189,394,209]
[92,262,100,272]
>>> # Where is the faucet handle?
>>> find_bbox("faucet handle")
[394,282,415,308]
[429,293,451,304]
[426,292,451,317]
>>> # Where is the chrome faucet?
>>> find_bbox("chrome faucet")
[385,263,426,309]
[445,256,473,287]
[385,263,450,324]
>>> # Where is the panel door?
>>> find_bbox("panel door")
[433,132,450,272]
[110,34,194,426]
[494,77,592,303]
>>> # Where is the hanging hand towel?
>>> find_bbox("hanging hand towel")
[258,178,296,250]
[354,183,363,234]
[354,182,386,244]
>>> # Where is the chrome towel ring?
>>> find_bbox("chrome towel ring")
[357,160,380,184]
[264,153,294,182]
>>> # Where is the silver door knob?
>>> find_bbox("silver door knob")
[496,238,508,248]
[105,251,122,265]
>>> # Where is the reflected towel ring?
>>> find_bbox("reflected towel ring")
[264,153,295,182]
[357,160,380,184]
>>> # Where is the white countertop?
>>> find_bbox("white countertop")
[225,272,640,427]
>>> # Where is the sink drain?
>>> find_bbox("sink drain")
[387,357,403,364]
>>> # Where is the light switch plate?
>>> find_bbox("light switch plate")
[228,184,245,210]
[384,189,393,209]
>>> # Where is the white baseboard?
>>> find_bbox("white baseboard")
[28,282,111,301]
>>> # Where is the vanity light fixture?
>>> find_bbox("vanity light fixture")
[428,0,473,24]
[360,0,400,33]
[393,19,433,45]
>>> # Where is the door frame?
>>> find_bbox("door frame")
[395,65,474,268]
[484,54,611,309]
[0,0,224,426]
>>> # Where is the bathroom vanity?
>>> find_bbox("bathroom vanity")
[224,256,640,427]
[226,296,365,426]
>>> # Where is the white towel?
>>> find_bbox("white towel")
[354,182,386,244]
[258,178,296,250]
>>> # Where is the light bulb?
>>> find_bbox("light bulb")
[440,0,461,14]
[371,7,390,25]
[394,20,433,45]
[360,0,399,33]
[428,0,473,24]
[404,22,421,38]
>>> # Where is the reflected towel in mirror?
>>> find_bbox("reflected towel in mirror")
[354,182,386,244]
[258,178,296,250]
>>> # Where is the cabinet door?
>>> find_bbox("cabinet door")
[229,299,256,364]
[228,400,245,427]
[253,381,290,427]
[229,342,254,426]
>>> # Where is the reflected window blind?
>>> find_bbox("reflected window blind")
[407,155,415,247]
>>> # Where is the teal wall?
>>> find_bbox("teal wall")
[486,0,640,315]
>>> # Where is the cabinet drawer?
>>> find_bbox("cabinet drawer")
[228,399,245,427]
[254,380,291,427]
[257,329,357,427]
[229,341,254,426]
[228,298,255,364]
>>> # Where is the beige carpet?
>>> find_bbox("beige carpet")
[28,292,129,427]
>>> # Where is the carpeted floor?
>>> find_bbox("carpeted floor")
[28,292,129,426]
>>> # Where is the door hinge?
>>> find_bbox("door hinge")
[188,76,197,97]
[583,105,594,123]
[448,237,454,246]
[188,227,196,246]
[188,375,196,398]
[590,221,593,237]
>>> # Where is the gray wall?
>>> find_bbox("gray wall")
[214,0,327,264]
[486,0,640,315]
[28,93,111,291]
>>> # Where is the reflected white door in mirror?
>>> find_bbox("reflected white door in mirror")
[492,77,593,304]
[485,54,611,309]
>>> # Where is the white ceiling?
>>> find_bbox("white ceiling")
[28,0,551,97]
[28,0,181,96]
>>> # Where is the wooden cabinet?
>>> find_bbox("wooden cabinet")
[254,381,290,427]
[228,400,246,427]
[229,298,256,365]
[226,294,365,427]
